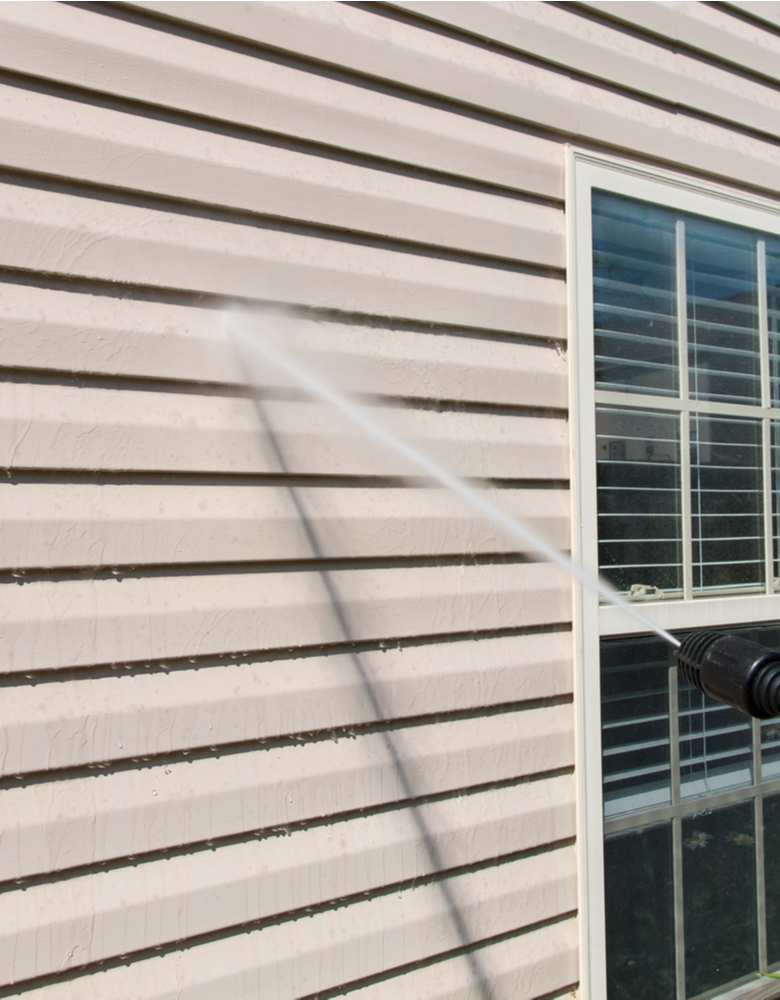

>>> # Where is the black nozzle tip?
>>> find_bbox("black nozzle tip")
[676,631,780,719]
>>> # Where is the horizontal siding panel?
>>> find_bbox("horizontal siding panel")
[0,284,568,401]
[0,5,586,998]
[114,0,780,194]
[726,2,780,30]
[0,2,564,199]
[1,706,574,879]
[0,181,563,337]
[0,83,563,268]
[0,631,573,773]
[581,1,780,87]
[346,917,579,1000]
[1,483,570,570]
[0,562,571,672]
[387,0,780,140]
[12,847,577,999]
[0,777,575,982]
[0,384,568,479]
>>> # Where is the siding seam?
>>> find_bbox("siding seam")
[0,626,572,688]
[100,0,780,157]
[719,1,780,36]
[0,67,563,203]
[0,368,569,418]
[0,892,577,999]
[0,168,563,277]
[3,470,571,489]
[572,0,780,87]
[0,769,576,893]
[0,621,573,686]
[297,911,579,1000]
[375,0,780,133]
[0,266,563,341]
[0,695,574,788]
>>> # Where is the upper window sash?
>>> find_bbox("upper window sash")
[569,153,780,640]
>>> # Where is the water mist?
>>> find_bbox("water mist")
[226,308,679,647]
[226,309,780,719]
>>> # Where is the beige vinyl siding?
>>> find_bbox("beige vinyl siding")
[118,1,780,194]
[0,84,564,269]
[1,779,576,981]
[6,2,779,998]
[725,2,780,31]
[0,563,570,674]
[0,484,569,567]
[2,705,573,880]
[0,3,573,997]
[13,850,577,1000]
[389,1,780,136]
[0,384,567,477]
[0,285,567,397]
[580,1,780,79]
[0,2,562,198]
[0,631,572,773]
[0,182,562,334]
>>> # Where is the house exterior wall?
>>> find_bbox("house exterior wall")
[0,2,778,998]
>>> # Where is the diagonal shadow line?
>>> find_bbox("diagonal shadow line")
[245,389,496,1000]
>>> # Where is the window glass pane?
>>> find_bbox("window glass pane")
[772,420,780,591]
[604,823,675,1000]
[679,676,753,799]
[691,415,764,595]
[763,793,780,965]
[601,635,671,818]
[597,407,682,595]
[682,802,757,997]
[730,626,780,780]
[687,217,760,405]
[591,190,780,1000]
[762,717,780,780]
[765,239,780,407]
[593,191,678,396]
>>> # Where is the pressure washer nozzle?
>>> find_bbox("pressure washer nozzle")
[675,631,780,719]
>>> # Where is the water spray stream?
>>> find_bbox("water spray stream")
[226,309,680,649]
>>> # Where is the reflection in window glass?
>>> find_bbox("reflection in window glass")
[764,794,780,965]
[679,680,753,799]
[766,241,780,408]
[593,191,678,396]
[596,407,682,595]
[682,802,757,997]
[591,186,780,999]
[601,635,671,817]
[599,629,780,998]
[691,415,764,594]
[604,823,675,1000]
[772,422,780,590]
[687,218,760,405]
[762,716,780,781]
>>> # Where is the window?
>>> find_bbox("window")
[569,152,780,1000]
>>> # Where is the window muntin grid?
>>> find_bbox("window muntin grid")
[571,156,780,1000]
[593,193,679,397]
[596,407,683,596]
[590,185,780,1000]
[601,626,780,1000]
[690,415,764,594]
[593,191,780,601]
[686,217,761,407]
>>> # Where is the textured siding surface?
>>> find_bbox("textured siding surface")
[4,2,779,998]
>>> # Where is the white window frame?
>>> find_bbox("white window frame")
[567,148,780,1000]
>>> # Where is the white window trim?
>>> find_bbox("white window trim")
[566,147,780,1000]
